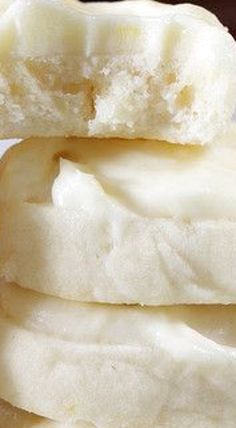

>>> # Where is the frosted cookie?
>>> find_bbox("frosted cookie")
[0,280,236,428]
[0,0,235,143]
[1,126,236,304]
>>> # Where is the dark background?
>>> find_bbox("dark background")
[82,0,236,38]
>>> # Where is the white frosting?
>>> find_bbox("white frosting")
[71,1,220,22]
[51,126,236,220]
[2,127,236,220]
[0,0,224,57]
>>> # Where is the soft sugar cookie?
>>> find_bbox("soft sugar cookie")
[0,281,236,427]
[1,128,236,304]
[0,0,235,143]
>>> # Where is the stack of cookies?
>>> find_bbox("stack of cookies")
[0,1,236,427]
